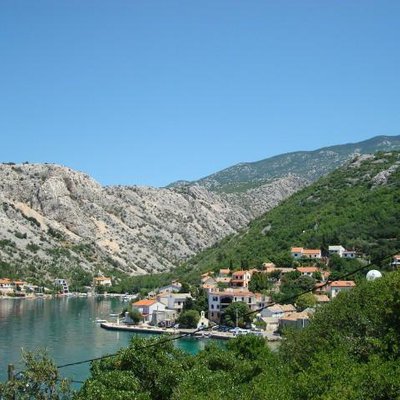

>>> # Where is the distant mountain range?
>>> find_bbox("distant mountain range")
[0,134,399,281]
[169,135,400,193]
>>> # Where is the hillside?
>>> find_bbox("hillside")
[174,134,400,193]
[186,151,400,272]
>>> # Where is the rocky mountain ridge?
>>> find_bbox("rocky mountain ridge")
[0,163,304,279]
[170,135,400,192]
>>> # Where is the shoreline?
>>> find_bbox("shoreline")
[100,322,282,342]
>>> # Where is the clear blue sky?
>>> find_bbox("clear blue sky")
[1,1,399,187]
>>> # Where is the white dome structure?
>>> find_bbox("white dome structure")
[366,270,382,281]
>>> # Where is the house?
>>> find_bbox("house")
[291,247,304,259]
[201,272,213,283]
[202,276,217,287]
[314,294,330,304]
[208,289,257,322]
[291,247,321,259]
[255,293,270,310]
[158,281,182,293]
[329,245,357,259]
[328,281,356,298]
[343,250,357,259]
[215,277,231,287]
[218,269,231,278]
[279,311,310,330]
[0,279,14,294]
[391,255,400,267]
[93,277,112,287]
[157,293,192,313]
[54,279,69,294]
[230,270,252,289]
[132,299,166,323]
[263,264,295,275]
[202,282,218,293]
[296,266,320,277]
[261,305,284,319]
[150,309,177,327]
[328,245,346,257]
[313,282,327,295]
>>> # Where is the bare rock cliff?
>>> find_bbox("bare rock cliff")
[0,163,306,278]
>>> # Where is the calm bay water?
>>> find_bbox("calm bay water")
[0,297,215,383]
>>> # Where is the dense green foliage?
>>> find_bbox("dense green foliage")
[176,310,200,328]
[222,301,252,327]
[186,151,400,272]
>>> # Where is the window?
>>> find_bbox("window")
[211,304,214,309]
[212,297,218,301]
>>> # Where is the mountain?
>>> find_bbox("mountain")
[186,150,400,272]
[1,135,399,281]
[0,164,303,281]
[172,135,400,193]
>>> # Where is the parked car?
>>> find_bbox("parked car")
[229,327,250,336]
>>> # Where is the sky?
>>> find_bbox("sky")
[0,1,399,187]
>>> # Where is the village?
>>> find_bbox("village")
[1,246,396,340]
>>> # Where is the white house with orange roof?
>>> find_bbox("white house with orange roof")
[291,247,321,259]
[296,266,320,277]
[157,292,192,313]
[208,289,257,322]
[93,276,112,287]
[0,278,14,294]
[230,270,252,289]
[328,281,356,298]
[132,299,166,323]
[391,255,400,267]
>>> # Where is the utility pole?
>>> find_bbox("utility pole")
[8,364,14,381]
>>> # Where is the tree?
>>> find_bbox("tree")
[249,272,272,293]
[0,350,72,400]
[296,293,317,311]
[177,310,200,328]
[222,302,251,327]
[128,307,143,325]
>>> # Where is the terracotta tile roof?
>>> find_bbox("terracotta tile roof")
[133,299,157,307]
[330,281,356,288]
[297,267,319,273]
[281,304,296,312]
[0,279,12,285]
[232,271,246,276]
[302,249,321,255]
[315,295,330,302]
[219,269,231,274]
[94,277,111,281]
[291,247,303,253]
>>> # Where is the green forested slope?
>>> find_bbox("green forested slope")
[186,151,400,272]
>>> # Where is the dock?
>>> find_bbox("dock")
[100,322,281,341]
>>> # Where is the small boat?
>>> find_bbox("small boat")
[95,318,108,323]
